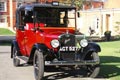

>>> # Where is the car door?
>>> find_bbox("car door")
[24,23,36,56]
[23,11,36,56]
[16,10,27,56]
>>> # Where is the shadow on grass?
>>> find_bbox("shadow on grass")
[99,56,120,78]
[44,69,86,80]
[44,66,105,80]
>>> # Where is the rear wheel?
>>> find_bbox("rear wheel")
[33,50,44,80]
[84,52,100,78]
[12,46,20,67]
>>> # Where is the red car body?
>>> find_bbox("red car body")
[16,23,75,56]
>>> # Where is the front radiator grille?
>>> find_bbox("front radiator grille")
[59,33,76,61]
[59,33,75,46]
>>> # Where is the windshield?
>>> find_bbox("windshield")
[34,7,76,27]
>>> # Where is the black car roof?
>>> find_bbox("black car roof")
[18,3,76,11]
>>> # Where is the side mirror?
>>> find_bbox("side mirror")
[77,12,80,18]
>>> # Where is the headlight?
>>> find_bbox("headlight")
[80,39,88,47]
[51,39,60,48]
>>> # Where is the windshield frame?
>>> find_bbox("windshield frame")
[33,6,77,28]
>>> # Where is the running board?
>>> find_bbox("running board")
[17,56,29,62]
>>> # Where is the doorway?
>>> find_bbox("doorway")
[106,14,110,31]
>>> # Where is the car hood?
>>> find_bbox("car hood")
[42,27,75,39]
[41,27,75,48]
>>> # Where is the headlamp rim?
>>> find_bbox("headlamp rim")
[51,39,60,48]
[80,39,88,47]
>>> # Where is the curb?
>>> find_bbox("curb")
[0,36,15,43]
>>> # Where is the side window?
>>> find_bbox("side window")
[16,11,19,28]
[20,10,25,26]
[24,11,33,23]
[16,10,25,29]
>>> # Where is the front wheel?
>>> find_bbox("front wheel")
[33,50,44,80]
[84,52,100,78]
[12,46,20,67]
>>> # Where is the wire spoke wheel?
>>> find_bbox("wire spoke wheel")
[84,52,100,78]
[34,50,44,80]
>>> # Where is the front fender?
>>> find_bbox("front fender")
[11,40,21,58]
[80,42,101,60]
[85,42,101,53]
[33,43,48,53]
[28,43,49,63]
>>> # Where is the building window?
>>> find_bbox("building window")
[0,2,6,12]
[0,16,7,23]
[0,18,5,23]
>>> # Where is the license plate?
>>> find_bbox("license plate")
[59,46,79,52]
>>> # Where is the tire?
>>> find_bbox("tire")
[33,50,44,80]
[85,52,100,78]
[13,46,20,67]
[84,52,100,78]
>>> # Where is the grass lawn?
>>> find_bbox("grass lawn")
[0,28,15,35]
[98,41,120,80]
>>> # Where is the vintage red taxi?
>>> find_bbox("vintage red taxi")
[11,2,101,80]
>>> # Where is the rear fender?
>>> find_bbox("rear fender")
[81,42,101,60]
[11,40,21,58]
[28,43,49,63]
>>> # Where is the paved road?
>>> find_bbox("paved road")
[0,36,15,41]
[0,46,107,80]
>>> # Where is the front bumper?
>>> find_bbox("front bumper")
[45,60,100,66]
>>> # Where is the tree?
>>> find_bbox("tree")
[74,0,86,10]
[60,0,93,10]
[59,0,87,10]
